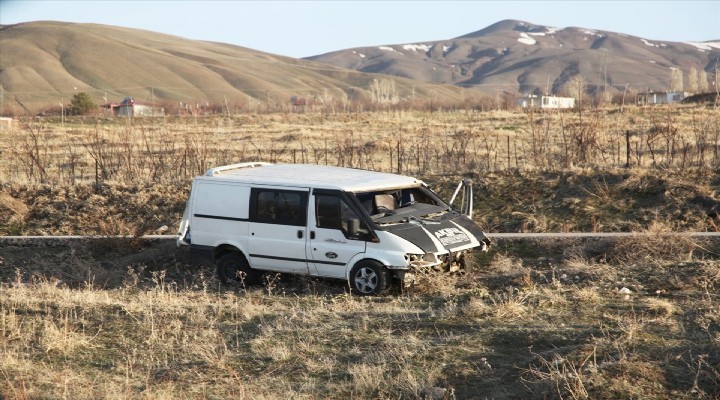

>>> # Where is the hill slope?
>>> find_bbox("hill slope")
[0,21,464,112]
[307,19,720,96]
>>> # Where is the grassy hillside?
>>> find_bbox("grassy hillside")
[0,21,465,113]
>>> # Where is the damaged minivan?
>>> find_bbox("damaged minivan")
[177,162,490,295]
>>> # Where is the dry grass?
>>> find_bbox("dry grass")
[1,106,718,186]
[6,163,720,236]
[1,107,720,398]
[1,236,719,399]
[2,107,720,235]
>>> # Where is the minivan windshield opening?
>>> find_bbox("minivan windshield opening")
[353,187,449,224]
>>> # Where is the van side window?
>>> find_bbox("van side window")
[315,194,367,239]
[315,195,341,229]
[251,189,307,226]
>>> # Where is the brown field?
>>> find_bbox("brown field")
[2,105,719,185]
[1,105,720,399]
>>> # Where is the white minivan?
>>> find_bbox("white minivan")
[177,162,490,295]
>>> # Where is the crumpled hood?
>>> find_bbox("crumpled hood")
[383,214,489,253]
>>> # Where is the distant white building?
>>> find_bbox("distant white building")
[517,94,575,109]
[102,97,164,116]
[637,91,686,105]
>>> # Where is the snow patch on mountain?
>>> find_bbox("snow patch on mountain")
[379,46,404,55]
[402,44,431,52]
[641,38,659,48]
[685,41,720,51]
[518,32,536,45]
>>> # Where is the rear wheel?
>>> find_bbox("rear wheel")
[216,253,260,286]
[349,260,391,296]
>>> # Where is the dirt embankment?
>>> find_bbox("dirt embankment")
[0,181,189,236]
[2,168,718,237]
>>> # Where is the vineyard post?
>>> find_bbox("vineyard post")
[626,130,631,168]
[507,135,510,169]
[396,140,401,174]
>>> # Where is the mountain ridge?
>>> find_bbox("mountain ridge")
[0,21,465,113]
[308,19,720,97]
[1,19,719,113]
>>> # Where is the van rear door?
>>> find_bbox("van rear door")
[248,187,311,274]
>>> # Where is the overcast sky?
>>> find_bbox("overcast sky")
[2,0,719,58]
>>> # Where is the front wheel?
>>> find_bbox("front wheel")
[216,253,260,286]
[349,260,391,296]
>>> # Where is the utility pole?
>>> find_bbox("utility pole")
[621,83,629,112]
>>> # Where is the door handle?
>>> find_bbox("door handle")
[310,231,316,239]
[297,230,304,239]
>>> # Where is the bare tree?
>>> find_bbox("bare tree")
[369,79,399,105]
[699,69,709,92]
[566,75,586,110]
[670,67,684,92]
[688,66,699,93]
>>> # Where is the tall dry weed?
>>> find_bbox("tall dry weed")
[3,107,717,186]
[522,352,590,400]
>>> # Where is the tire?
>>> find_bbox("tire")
[458,252,472,273]
[349,260,391,296]
[216,252,260,286]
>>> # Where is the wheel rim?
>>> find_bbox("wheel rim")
[354,267,378,293]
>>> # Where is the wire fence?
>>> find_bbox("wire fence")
[1,106,719,186]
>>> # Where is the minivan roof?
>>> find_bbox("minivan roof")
[200,163,423,192]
